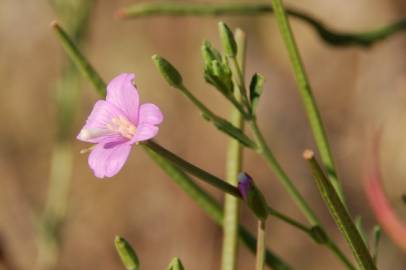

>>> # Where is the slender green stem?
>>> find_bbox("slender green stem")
[304,150,377,270]
[51,21,106,96]
[269,0,345,203]
[221,29,246,270]
[144,141,242,198]
[256,220,266,270]
[117,2,406,48]
[250,119,318,225]
[267,207,310,234]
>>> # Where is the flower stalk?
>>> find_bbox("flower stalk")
[256,220,266,270]
[221,28,246,270]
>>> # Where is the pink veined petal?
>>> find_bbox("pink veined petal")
[88,140,132,178]
[138,103,164,126]
[106,73,139,124]
[77,100,124,143]
[130,124,159,144]
[364,130,406,253]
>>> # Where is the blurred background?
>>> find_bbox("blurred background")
[0,0,405,269]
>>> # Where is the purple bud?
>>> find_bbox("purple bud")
[238,172,269,220]
[238,172,253,200]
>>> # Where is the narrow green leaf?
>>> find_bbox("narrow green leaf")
[249,73,264,113]
[50,21,106,96]
[152,54,183,88]
[167,257,184,270]
[209,116,256,149]
[303,150,377,270]
[114,236,140,270]
[218,22,237,57]
[355,216,368,245]
[143,141,242,198]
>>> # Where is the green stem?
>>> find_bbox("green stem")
[144,141,242,198]
[269,0,345,203]
[304,150,377,270]
[117,2,406,48]
[256,220,266,270]
[221,29,246,270]
[267,206,310,234]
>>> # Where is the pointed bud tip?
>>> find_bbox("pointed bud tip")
[237,172,253,200]
[303,149,314,160]
[49,20,59,28]
[114,235,123,244]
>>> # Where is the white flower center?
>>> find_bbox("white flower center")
[107,116,137,139]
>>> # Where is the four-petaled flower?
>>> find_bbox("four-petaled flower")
[77,73,163,178]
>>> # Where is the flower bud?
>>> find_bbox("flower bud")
[167,257,185,270]
[218,22,237,57]
[152,54,183,88]
[201,40,221,65]
[114,236,140,270]
[238,172,268,220]
[249,73,264,114]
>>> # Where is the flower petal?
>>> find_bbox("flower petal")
[106,73,139,124]
[77,100,124,143]
[88,141,132,178]
[138,103,163,125]
[130,124,159,144]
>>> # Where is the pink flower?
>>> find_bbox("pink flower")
[77,73,163,178]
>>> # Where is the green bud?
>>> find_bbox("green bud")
[218,22,237,57]
[249,73,264,114]
[152,54,183,88]
[114,236,140,270]
[167,257,185,270]
[201,40,221,65]
[238,172,268,220]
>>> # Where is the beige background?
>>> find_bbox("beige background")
[0,0,405,269]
